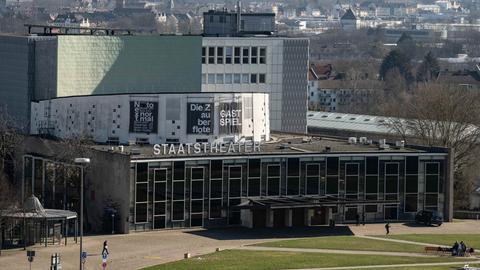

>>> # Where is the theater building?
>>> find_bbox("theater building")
[19,134,453,233]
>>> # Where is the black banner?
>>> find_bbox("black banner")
[187,102,214,134]
[219,102,242,134]
[129,101,158,134]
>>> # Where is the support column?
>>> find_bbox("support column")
[285,209,293,227]
[65,218,68,246]
[240,209,253,228]
[74,219,78,244]
[266,209,274,228]
[45,219,48,247]
[305,209,314,226]
[327,207,333,225]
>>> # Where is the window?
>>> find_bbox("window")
[242,47,249,64]
[208,47,215,64]
[326,176,338,194]
[306,164,319,195]
[267,165,280,196]
[259,74,266,84]
[365,205,377,213]
[234,47,241,64]
[135,163,148,223]
[173,161,185,181]
[234,74,241,84]
[250,74,257,84]
[210,160,223,179]
[217,47,224,64]
[365,176,378,194]
[201,74,206,84]
[209,199,222,219]
[225,74,232,84]
[201,47,206,64]
[405,175,418,193]
[366,157,378,175]
[225,47,233,64]
[259,47,266,64]
[208,74,215,84]
[326,157,338,175]
[216,74,224,84]
[190,167,204,227]
[242,74,249,83]
[251,47,258,64]
[405,194,418,212]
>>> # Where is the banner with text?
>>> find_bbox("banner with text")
[129,101,158,134]
[187,102,214,135]
[219,102,242,134]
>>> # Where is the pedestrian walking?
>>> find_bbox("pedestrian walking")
[102,240,109,256]
[385,222,390,235]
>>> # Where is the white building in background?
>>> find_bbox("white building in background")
[201,37,309,134]
[30,93,270,145]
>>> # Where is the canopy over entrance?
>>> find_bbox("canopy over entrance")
[234,196,400,210]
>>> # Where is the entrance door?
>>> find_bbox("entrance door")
[345,206,358,222]
[384,205,398,220]
[253,209,267,228]
[311,207,328,225]
[273,209,286,227]
[292,208,305,226]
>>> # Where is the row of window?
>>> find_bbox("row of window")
[202,73,266,85]
[202,46,267,65]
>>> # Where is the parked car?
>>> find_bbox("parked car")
[415,210,443,226]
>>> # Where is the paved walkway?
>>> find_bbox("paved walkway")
[1,220,479,270]
[237,246,439,257]
[356,235,449,247]
[289,261,480,270]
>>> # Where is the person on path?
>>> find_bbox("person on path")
[385,223,390,235]
[102,240,109,256]
[355,214,360,226]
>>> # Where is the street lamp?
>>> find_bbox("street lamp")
[74,158,90,270]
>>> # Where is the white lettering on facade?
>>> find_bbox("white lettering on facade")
[152,142,262,155]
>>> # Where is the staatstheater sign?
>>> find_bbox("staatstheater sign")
[153,142,261,156]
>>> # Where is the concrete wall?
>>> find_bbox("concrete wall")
[33,38,57,101]
[30,92,270,144]
[281,38,309,133]
[56,35,202,97]
[0,36,32,127]
[86,148,131,233]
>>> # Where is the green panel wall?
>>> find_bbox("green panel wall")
[56,35,202,96]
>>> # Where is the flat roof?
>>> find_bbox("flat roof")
[307,111,395,135]
[90,133,448,161]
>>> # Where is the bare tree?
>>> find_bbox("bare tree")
[0,108,22,255]
[383,83,480,209]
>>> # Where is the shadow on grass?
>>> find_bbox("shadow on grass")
[184,226,354,241]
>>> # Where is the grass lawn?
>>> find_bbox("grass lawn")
[380,264,480,270]
[141,250,476,270]
[373,234,480,249]
[254,235,425,253]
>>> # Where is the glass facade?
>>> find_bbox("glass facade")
[22,155,81,213]
[130,154,448,230]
